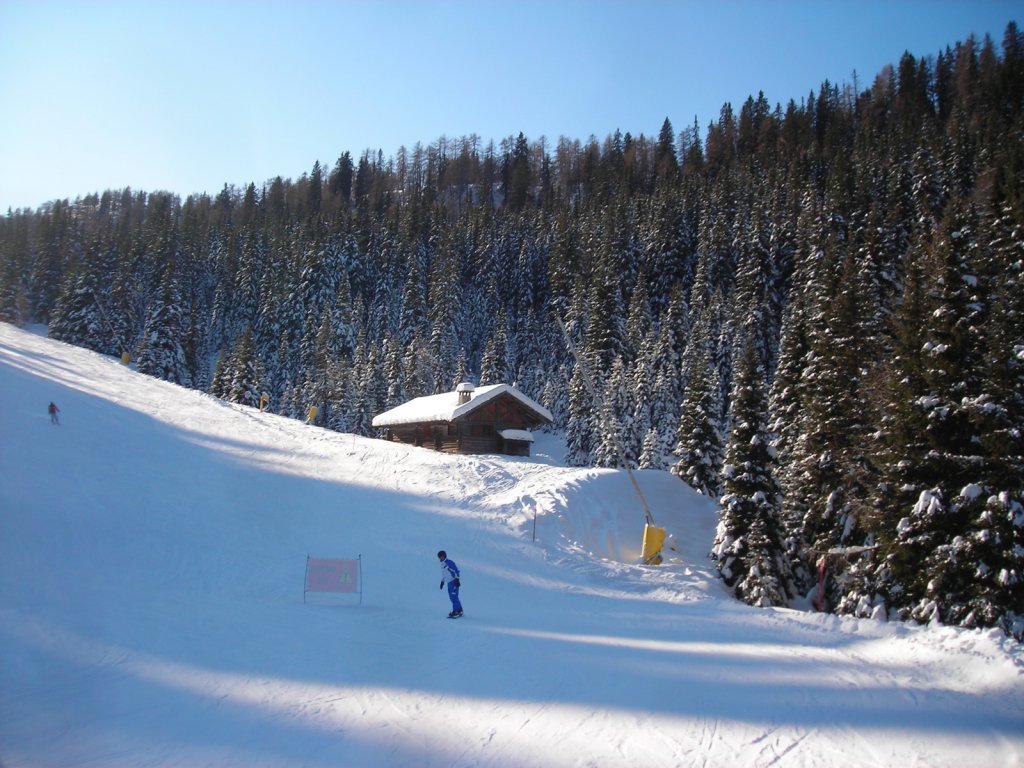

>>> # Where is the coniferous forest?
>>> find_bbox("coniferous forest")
[2,27,1022,636]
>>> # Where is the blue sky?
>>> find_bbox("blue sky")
[0,0,1018,211]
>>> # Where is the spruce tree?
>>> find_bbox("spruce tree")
[136,268,188,386]
[712,340,792,605]
[565,362,597,467]
[595,356,636,468]
[880,201,1024,633]
[672,341,723,497]
[48,232,118,355]
[776,208,876,607]
[638,426,667,470]
[223,327,262,408]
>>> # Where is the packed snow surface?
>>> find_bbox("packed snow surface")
[1,323,1022,768]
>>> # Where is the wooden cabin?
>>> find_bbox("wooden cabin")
[372,383,552,457]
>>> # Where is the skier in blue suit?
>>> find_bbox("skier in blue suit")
[437,550,463,617]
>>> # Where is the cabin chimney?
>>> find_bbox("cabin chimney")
[456,382,475,405]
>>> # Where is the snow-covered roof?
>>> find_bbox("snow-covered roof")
[499,429,534,443]
[372,384,553,427]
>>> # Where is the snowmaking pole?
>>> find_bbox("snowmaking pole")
[89,291,130,364]
[554,314,665,564]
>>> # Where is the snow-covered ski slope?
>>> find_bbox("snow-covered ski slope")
[1,322,1022,768]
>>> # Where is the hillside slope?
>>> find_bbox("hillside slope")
[1,323,1021,768]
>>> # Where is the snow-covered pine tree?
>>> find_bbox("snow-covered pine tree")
[252,267,285,385]
[584,231,627,370]
[629,332,657,454]
[237,230,266,323]
[730,200,775,371]
[638,426,667,470]
[223,326,262,408]
[640,187,695,319]
[183,301,211,391]
[649,283,690,443]
[672,315,723,497]
[768,274,815,588]
[478,334,499,386]
[293,305,345,423]
[48,232,118,354]
[624,277,652,364]
[0,254,25,324]
[322,357,353,433]
[358,341,387,436]
[659,282,691,377]
[880,201,1024,634]
[136,267,188,386]
[451,349,470,391]
[595,356,636,468]
[398,255,428,345]
[27,200,82,324]
[401,332,432,401]
[479,309,509,385]
[712,340,792,605]
[775,204,877,609]
[382,333,406,408]
[209,349,228,399]
[541,363,570,432]
[565,362,597,467]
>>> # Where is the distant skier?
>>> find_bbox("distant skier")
[437,550,463,618]
[48,401,60,425]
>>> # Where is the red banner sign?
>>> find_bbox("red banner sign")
[305,556,361,603]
